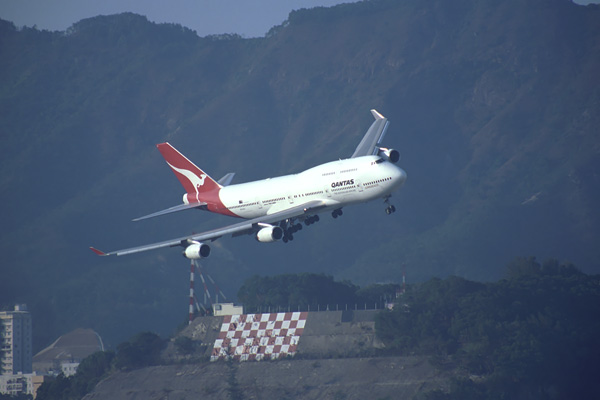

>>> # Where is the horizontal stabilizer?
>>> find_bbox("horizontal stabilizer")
[132,202,207,222]
[217,172,236,186]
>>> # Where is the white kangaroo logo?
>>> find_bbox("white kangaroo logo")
[167,163,209,194]
[196,174,207,190]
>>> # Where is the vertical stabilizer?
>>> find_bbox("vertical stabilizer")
[156,143,221,195]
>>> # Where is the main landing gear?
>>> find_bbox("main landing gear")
[332,208,343,218]
[281,219,303,243]
[281,215,320,243]
[304,215,320,226]
[384,196,396,215]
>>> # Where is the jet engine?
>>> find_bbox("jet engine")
[183,241,211,259]
[378,147,400,163]
[255,225,284,243]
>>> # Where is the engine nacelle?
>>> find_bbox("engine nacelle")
[183,242,211,259]
[255,225,284,243]
[378,147,400,163]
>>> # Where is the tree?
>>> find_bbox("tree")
[114,332,165,370]
[70,351,115,395]
[35,374,70,400]
[376,258,600,399]
[237,273,359,311]
[174,336,195,354]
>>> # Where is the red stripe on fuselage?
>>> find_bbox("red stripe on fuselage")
[201,188,239,218]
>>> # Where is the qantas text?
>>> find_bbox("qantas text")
[331,179,355,188]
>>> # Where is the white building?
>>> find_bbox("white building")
[0,373,46,398]
[60,362,79,377]
[0,305,35,397]
[0,373,31,396]
[0,305,32,375]
[213,303,244,316]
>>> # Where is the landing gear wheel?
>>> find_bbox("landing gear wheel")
[305,215,320,225]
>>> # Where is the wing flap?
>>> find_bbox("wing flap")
[92,200,327,257]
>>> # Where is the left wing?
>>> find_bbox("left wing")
[91,200,327,257]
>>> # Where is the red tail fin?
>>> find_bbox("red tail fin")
[156,143,221,196]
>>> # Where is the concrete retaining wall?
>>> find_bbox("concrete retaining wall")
[164,309,384,362]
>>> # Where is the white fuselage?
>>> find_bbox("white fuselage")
[218,155,407,219]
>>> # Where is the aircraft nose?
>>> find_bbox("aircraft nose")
[399,168,407,185]
[395,166,407,187]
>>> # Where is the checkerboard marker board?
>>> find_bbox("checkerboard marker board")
[211,311,308,361]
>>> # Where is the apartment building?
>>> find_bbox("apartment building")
[1,304,32,375]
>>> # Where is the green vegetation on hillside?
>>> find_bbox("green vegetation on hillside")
[32,261,600,399]
[376,257,600,399]
[238,273,400,312]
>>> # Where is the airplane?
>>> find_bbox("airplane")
[90,109,407,259]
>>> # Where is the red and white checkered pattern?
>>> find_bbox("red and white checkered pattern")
[211,311,308,361]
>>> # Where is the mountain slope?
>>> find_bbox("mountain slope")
[1,0,599,349]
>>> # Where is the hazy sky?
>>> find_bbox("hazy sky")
[0,0,358,38]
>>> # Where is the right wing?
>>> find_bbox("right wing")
[351,109,389,158]
[91,200,326,257]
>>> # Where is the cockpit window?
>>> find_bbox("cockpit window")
[375,157,385,164]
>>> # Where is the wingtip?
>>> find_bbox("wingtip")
[90,247,108,256]
[370,109,385,120]
[156,142,172,149]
